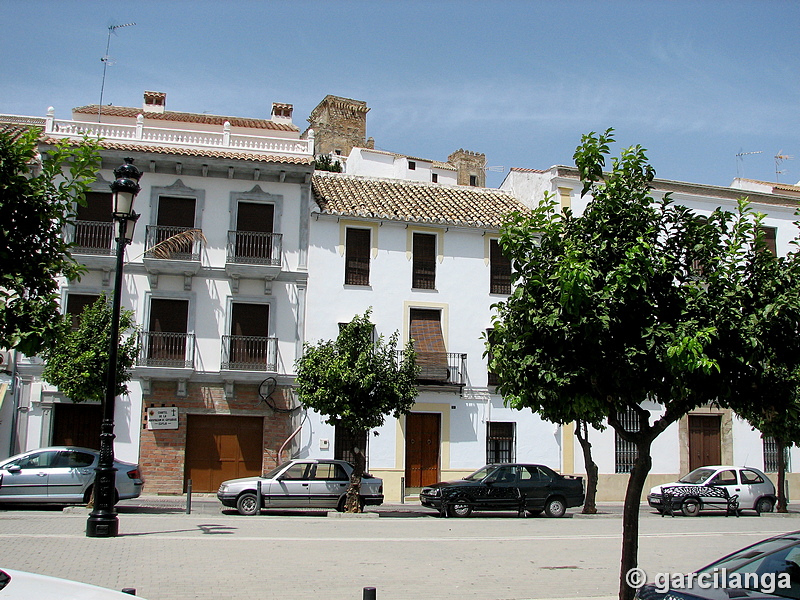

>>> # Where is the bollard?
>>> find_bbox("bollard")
[257,478,263,513]
[400,477,405,504]
[186,479,192,515]
[121,588,136,595]
[363,586,376,600]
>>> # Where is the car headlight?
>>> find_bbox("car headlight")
[218,484,228,493]
[422,488,440,497]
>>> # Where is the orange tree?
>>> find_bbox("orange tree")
[489,129,762,600]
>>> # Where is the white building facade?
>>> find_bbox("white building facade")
[3,92,315,495]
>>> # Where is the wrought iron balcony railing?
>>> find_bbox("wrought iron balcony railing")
[70,220,115,255]
[226,231,282,266]
[398,351,467,386]
[144,225,202,261]
[137,331,196,369]
[221,335,278,371]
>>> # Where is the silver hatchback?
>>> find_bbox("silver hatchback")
[0,447,144,505]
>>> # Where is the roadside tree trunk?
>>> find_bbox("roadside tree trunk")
[575,420,598,514]
[619,438,653,600]
[344,445,366,513]
[777,439,788,513]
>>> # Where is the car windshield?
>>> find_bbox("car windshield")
[678,468,716,484]
[464,466,497,481]
[698,537,800,599]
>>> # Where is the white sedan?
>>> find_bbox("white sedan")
[0,568,146,599]
[647,465,777,516]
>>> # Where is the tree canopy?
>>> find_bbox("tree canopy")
[489,129,765,599]
[295,309,418,511]
[41,296,139,403]
[0,129,101,355]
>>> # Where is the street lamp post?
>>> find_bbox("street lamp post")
[86,157,142,538]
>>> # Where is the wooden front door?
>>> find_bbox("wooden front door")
[51,403,103,449]
[184,415,264,493]
[405,412,440,488]
[688,415,722,471]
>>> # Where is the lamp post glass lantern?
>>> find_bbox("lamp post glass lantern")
[86,158,142,538]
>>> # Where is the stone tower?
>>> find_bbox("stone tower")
[447,149,486,187]
[305,95,372,158]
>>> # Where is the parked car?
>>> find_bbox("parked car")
[647,465,776,516]
[419,463,585,518]
[635,530,800,599]
[0,567,145,599]
[217,458,384,515]
[0,447,144,506]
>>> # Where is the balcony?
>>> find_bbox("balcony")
[400,351,467,388]
[137,331,196,369]
[68,220,116,270]
[225,231,282,285]
[142,225,203,288]
[221,335,278,371]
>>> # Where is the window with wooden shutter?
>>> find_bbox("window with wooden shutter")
[490,239,511,295]
[345,228,370,286]
[409,308,448,381]
[412,233,436,289]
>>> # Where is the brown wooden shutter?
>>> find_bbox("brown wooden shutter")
[345,228,370,286]
[412,233,436,289]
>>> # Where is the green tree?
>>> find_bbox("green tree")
[41,296,139,403]
[0,129,101,355]
[314,154,343,173]
[723,224,800,512]
[295,310,418,512]
[489,129,759,600]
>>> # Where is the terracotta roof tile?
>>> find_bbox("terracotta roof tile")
[39,135,314,165]
[312,172,526,228]
[72,105,299,132]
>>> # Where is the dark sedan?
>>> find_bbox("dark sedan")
[420,463,585,518]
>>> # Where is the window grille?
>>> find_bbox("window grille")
[615,408,640,473]
[412,233,436,289]
[763,436,791,473]
[487,422,515,464]
[334,425,368,466]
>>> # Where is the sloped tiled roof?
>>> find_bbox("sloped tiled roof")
[0,117,45,142]
[39,135,314,165]
[312,172,526,228]
[72,105,299,132]
[358,147,457,171]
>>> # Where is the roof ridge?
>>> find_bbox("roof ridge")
[312,171,515,196]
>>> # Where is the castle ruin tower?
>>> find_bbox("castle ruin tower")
[305,95,370,158]
[447,149,486,187]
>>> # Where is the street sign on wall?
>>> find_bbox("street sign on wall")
[147,406,179,430]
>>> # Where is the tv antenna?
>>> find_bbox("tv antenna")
[735,149,762,179]
[775,151,794,182]
[484,165,505,173]
[98,22,136,121]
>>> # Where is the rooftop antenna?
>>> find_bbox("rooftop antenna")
[735,149,762,179]
[98,22,136,121]
[775,151,794,183]
[484,165,504,173]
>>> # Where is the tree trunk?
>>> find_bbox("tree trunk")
[619,438,652,600]
[777,439,788,513]
[575,420,599,514]
[344,445,366,513]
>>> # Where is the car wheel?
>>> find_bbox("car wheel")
[544,497,566,518]
[756,497,775,514]
[681,497,701,517]
[236,492,260,516]
[447,498,472,518]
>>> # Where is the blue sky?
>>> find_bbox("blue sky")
[1,0,798,188]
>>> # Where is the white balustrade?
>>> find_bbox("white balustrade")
[45,115,312,157]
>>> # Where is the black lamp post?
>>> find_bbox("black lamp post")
[87,157,142,538]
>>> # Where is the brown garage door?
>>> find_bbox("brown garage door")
[184,415,264,492]
[52,403,103,449]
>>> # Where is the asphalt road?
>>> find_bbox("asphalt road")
[0,499,797,600]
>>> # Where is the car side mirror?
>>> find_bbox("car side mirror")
[7,466,21,474]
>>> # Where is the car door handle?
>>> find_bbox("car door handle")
[37,473,47,477]
[302,483,309,487]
